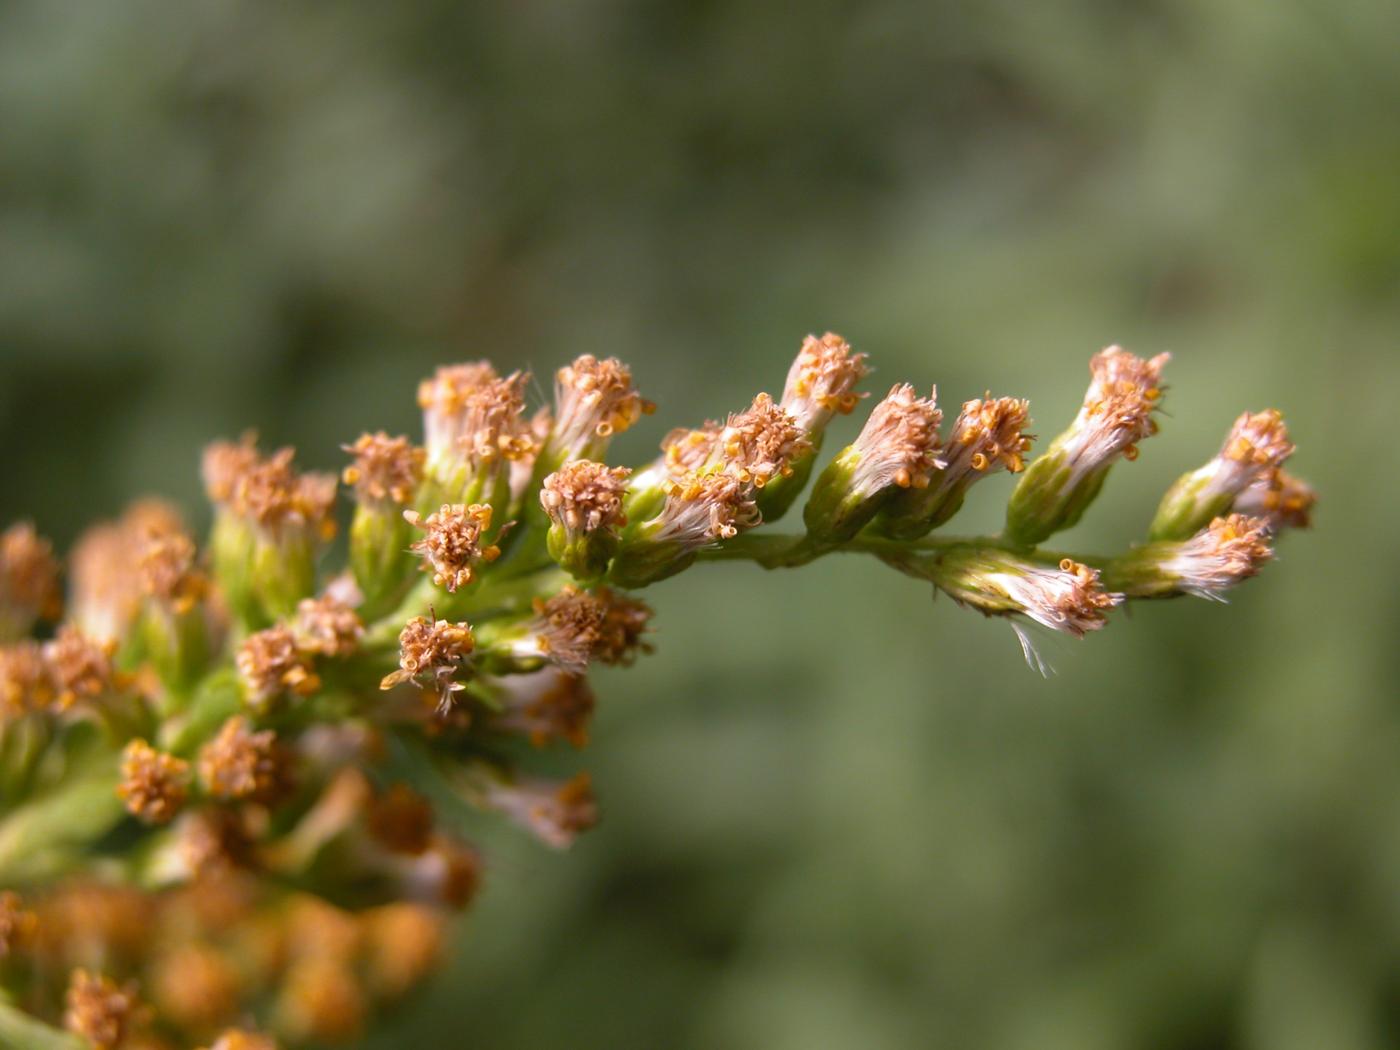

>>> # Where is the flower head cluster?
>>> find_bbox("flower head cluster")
[0,333,1312,1047]
[204,439,338,543]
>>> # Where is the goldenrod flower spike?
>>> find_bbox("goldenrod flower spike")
[0,333,1312,1047]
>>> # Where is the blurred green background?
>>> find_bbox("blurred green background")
[2,1,1398,1047]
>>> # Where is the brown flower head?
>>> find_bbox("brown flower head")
[550,354,654,459]
[292,594,364,658]
[236,625,320,709]
[64,969,147,1050]
[714,393,810,488]
[381,615,475,708]
[0,641,53,717]
[0,521,61,636]
[1235,468,1315,532]
[844,383,944,496]
[0,891,36,957]
[362,903,446,1000]
[118,740,190,824]
[405,503,501,592]
[647,471,760,550]
[593,587,654,666]
[341,431,425,507]
[488,668,597,748]
[521,586,609,674]
[43,625,121,710]
[1160,514,1275,599]
[660,394,809,490]
[943,394,1034,478]
[199,716,288,803]
[483,771,599,850]
[138,526,208,613]
[204,439,337,542]
[367,783,435,856]
[1058,347,1169,477]
[990,559,1122,637]
[417,364,536,489]
[780,332,870,433]
[540,460,631,538]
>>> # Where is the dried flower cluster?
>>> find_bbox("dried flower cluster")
[0,335,1311,1047]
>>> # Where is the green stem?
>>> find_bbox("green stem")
[0,1000,86,1050]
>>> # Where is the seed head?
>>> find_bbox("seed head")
[781,332,870,433]
[118,740,190,824]
[64,969,146,1050]
[550,354,654,458]
[405,503,501,592]
[341,431,425,507]
[236,625,320,709]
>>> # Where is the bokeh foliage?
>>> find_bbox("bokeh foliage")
[2,1,1397,1047]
